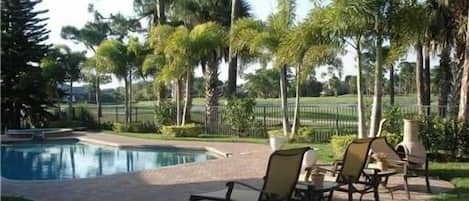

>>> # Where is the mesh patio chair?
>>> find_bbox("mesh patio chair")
[189,147,310,201]
[370,137,431,200]
[330,137,378,201]
[330,119,389,177]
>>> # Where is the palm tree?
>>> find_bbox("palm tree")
[319,0,375,138]
[459,7,469,123]
[190,22,227,132]
[56,46,86,120]
[276,11,341,137]
[158,26,194,125]
[127,36,147,123]
[61,19,109,123]
[95,39,131,127]
[230,0,296,137]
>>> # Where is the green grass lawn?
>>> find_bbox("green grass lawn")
[107,131,336,163]
[429,162,469,201]
[72,94,432,109]
[134,94,425,107]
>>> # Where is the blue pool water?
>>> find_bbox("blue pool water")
[1,140,218,180]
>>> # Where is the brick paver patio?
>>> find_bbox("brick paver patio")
[1,132,453,201]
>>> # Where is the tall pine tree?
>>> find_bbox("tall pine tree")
[1,0,53,129]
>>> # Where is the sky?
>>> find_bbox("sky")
[37,0,359,89]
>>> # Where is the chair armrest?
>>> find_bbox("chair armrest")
[225,181,280,200]
[226,181,262,192]
[305,164,339,174]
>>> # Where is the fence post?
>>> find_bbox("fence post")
[263,106,267,134]
[115,107,118,122]
[335,105,339,135]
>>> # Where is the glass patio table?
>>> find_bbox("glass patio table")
[295,180,340,201]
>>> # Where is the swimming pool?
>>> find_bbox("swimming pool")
[1,139,219,180]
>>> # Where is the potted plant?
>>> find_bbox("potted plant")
[372,152,389,171]
[268,130,287,151]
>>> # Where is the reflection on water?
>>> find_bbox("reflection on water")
[1,140,218,180]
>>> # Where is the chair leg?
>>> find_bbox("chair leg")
[348,183,353,201]
[328,190,334,201]
[425,161,432,193]
[348,190,353,201]
[403,175,410,200]
[383,176,393,200]
[384,176,389,187]
[332,161,339,177]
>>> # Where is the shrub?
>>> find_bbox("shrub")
[268,129,284,136]
[99,121,114,130]
[154,101,176,126]
[380,131,402,148]
[128,121,158,133]
[418,116,469,160]
[294,127,315,143]
[249,120,267,137]
[383,106,403,134]
[330,135,356,159]
[112,122,125,133]
[161,124,202,137]
[223,97,256,134]
[47,120,82,128]
[111,121,158,133]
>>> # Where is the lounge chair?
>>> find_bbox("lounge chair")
[370,137,431,200]
[305,138,377,201]
[189,147,310,201]
[330,119,389,176]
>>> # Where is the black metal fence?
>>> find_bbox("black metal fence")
[59,103,452,142]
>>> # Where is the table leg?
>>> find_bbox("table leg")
[372,175,381,201]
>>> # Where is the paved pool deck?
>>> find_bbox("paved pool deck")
[1,132,454,201]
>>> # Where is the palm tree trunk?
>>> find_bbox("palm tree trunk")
[182,72,189,125]
[227,0,240,97]
[424,41,431,115]
[290,63,301,138]
[129,70,132,123]
[176,79,181,126]
[458,10,469,124]
[155,81,166,106]
[389,64,395,106]
[416,42,425,115]
[158,0,166,24]
[438,45,451,117]
[279,65,290,136]
[355,39,366,139]
[369,18,383,137]
[124,77,129,128]
[182,69,194,125]
[205,56,219,133]
[96,73,102,125]
[68,79,73,121]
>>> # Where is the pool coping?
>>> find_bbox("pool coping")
[75,136,230,158]
[0,132,254,183]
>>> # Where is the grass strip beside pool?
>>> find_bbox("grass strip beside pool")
[429,162,469,201]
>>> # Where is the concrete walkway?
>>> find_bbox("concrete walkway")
[1,132,453,201]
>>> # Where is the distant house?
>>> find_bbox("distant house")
[59,85,88,103]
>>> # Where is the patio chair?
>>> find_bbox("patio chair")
[370,137,431,200]
[189,147,310,201]
[330,138,378,201]
[330,119,389,176]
